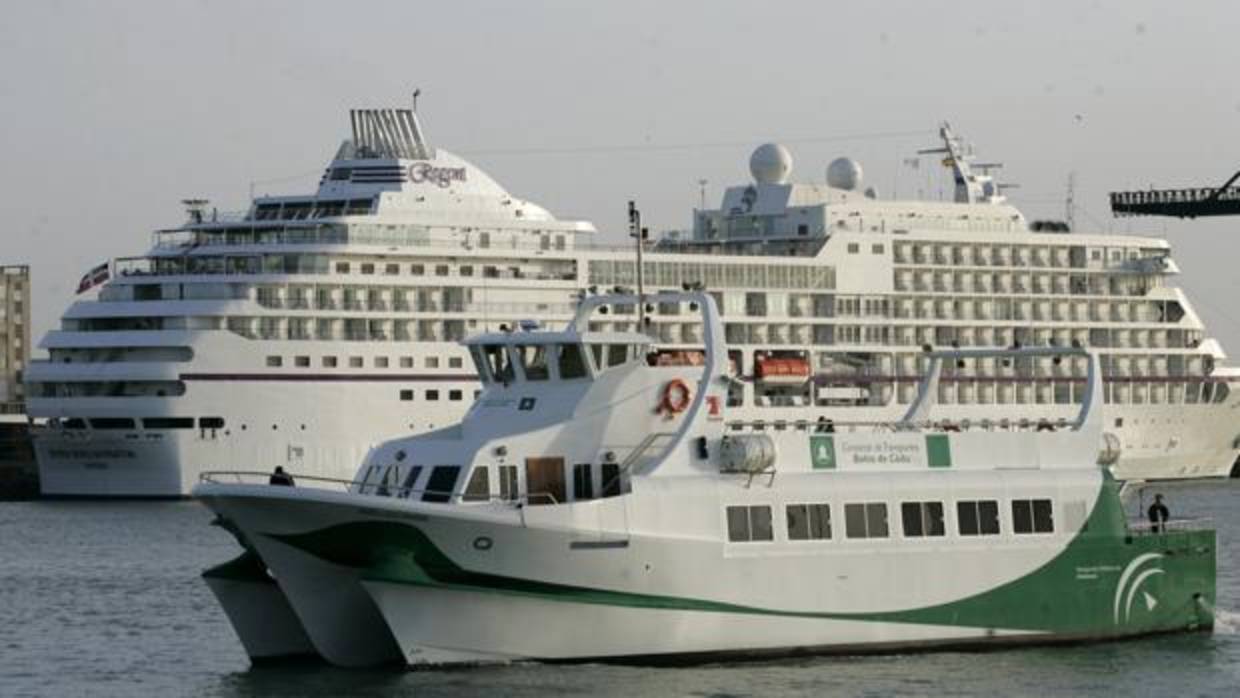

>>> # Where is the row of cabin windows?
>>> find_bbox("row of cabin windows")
[364,462,623,504]
[399,389,479,402]
[726,498,1054,543]
[265,355,465,369]
[58,416,225,431]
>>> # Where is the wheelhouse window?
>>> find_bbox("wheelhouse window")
[1012,498,1054,534]
[399,466,423,498]
[469,347,492,383]
[462,466,490,502]
[844,502,889,539]
[422,465,461,503]
[901,501,946,537]
[517,345,550,381]
[600,462,622,498]
[498,465,519,501]
[483,345,515,384]
[572,463,594,501]
[957,500,1001,536]
[726,505,774,542]
[589,343,640,373]
[556,344,589,380]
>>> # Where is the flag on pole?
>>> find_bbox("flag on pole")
[76,261,110,294]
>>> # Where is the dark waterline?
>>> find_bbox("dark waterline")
[1,481,1238,697]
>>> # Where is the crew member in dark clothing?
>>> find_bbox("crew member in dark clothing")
[269,465,295,487]
[1147,493,1169,533]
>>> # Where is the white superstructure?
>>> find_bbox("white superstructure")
[26,109,1240,496]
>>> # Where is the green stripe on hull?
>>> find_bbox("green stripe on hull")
[266,480,1214,638]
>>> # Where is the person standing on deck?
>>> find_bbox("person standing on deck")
[1147,493,1170,533]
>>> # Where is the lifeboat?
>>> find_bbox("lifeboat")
[756,357,811,384]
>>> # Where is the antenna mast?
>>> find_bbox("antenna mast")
[628,201,648,328]
[1065,171,1077,231]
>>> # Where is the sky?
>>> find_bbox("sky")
[2,0,1239,352]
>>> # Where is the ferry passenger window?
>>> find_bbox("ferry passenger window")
[726,505,774,543]
[400,356,414,368]
[336,262,350,273]
[435,265,449,277]
[349,357,363,368]
[1012,498,1054,534]
[91,418,136,430]
[294,356,310,367]
[557,344,588,380]
[484,345,515,384]
[266,356,282,367]
[426,357,440,369]
[517,345,550,381]
[449,390,462,401]
[572,464,594,501]
[375,357,389,368]
[448,357,463,369]
[410,264,424,275]
[600,463,622,498]
[399,390,413,401]
[426,390,440,401]
[872,243,885,254]
[844,502,889,539]
[462,467,490,502]
[956,500,1000,535]
[847,243,860,254]
[786,503,831,540]
[199,417,225,430]
[399,466,423,498]
[498,465,519,501]
[361,263,375,275]
[422,465,461,503]
[322,356,338,368]
[460,266,473,277]
[901,501,945,537]
[385,263,399,275]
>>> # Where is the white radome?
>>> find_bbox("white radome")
[827,157,864,191]
[749,143,793,184]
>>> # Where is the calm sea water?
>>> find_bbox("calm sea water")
[2,481,1238,697]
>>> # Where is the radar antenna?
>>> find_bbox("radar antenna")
[917,122,1005,205]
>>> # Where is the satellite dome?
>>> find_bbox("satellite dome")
[827,157,864,191]
[749,143,793,185]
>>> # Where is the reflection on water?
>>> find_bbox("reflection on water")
[1,481,1238,697]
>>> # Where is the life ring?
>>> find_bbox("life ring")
[659,378,692,416]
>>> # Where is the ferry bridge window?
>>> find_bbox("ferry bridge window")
[600,462,622,497]
[470,348,491,383]
[956,500,1001,535]
[422,465,461,503]
[517,345,550,381]
[462,466,490,502]
[498,465,519,501]
[1012,498,1054,534]
[484,345,515,384]
[573,463,594,501]
[844,502,889,539]
[901,501,946,537]
[726,505,774,543]
[557,344,588,380]
[398,466,423,498]
[786,503,832,540]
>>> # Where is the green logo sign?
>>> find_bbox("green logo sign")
[810,436,837,469]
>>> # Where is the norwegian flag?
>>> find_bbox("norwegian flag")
[76,261,110,294]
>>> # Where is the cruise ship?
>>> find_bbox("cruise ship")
[26,105,1240,496]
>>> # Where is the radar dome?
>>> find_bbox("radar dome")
[749,143,793,185]
[827,157,864,191]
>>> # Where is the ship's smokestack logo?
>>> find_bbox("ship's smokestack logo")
[409,162,467,188]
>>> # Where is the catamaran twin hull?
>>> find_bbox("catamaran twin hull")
[199,471,1214,667]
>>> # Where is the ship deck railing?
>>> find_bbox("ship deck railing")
[724,417,1080,435]
[199,469,571,510]
[1125,518,1214,535]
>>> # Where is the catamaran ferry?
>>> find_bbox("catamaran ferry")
[195,291,1216,667]
[26,103,1240,497]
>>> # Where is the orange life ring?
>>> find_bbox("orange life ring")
[660,378,692,415]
